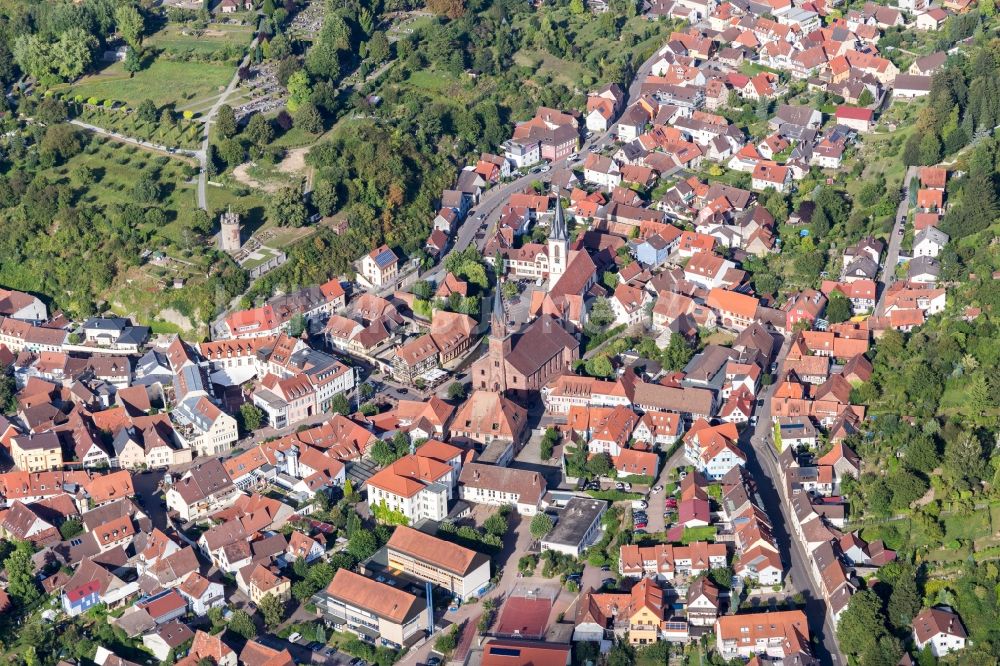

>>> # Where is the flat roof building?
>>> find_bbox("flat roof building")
[540,497,607,557]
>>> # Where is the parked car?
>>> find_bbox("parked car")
[665,498,678,508]
[632,500,648,510]
[651,485,663,494]
[615,482,625,490]
[288,633,302,644]
[634,521,647,529]
[600,564,611,572]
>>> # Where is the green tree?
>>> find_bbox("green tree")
[216,104,238,139]
[888,564,921,630]
[267,186,308,227]
[59,518,83,540]
[918,131,941,165]
[137,98,157,124]
[585,354,614,378]
[3,540,42,608]
[115,4,145,49]
[530,512,554,539]
[244,113,274,148]
[227,609,256,639]
[447,382,466,400]
[240,402,264,432]
[14,29,97,82]
[123,47,141,76]
[366,31,390,63]
[370,440,398,467]
[902,133,922,166]
[539,427,559,461]
[258,593,286,629]
[331,394,350,415]
[586,452,613,478]
[311,178,339,216]
[826,291,852,323]
[838,590,890,662]
[606,641,637,666]
[219,137,246,170]
[662,333,694,371]
[483,511,509,537]
[295,102,323,135]
[40,124,83,163]
[0,365,16,413]
[347,528,377,560]
[286,70,312,113]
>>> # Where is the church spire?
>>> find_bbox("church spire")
[491,289,507,339]
[550,187,568,242]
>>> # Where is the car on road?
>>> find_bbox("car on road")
[749,416,758,426]
[588,145,601,153]
[477,213,486,220]
[651,485,663,494]
[898,227,904,235]
[398,388,408,394]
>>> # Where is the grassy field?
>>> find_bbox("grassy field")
[146,23,253,56]
[514,50,589,89]
[57,58,236,109]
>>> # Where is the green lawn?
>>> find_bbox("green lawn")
[514,50,589,89]
[146,23,253,56]
[406,69,464,94]
[57,58,236,109]
[943,507,991,541]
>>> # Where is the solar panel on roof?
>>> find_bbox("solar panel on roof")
[374,249,396,268]
[489,648,522,657]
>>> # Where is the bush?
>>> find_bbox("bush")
[587,490,643,501]
[183,110,195,120]
[619,474,655,486]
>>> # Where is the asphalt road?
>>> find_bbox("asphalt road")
[745,339,843,666]
[874,165,917,316]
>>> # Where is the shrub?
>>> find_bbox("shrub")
[183,110,195,120]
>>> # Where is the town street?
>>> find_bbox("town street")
[745,340,843,666]
[875,165,917,316]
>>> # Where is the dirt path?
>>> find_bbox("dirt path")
[232,148,312,193]
[232,162,278,192]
